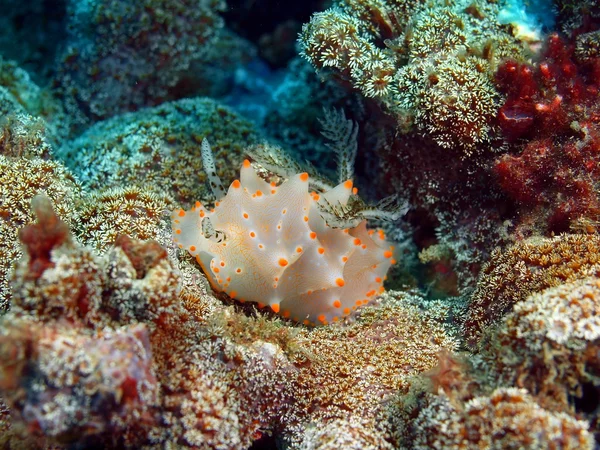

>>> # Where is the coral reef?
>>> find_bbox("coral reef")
[463,233,600,346]
[1,0,600,448]
[402,387,593,449]
[494,33,600,234]
[0,194,456,448]
[53,0,226,128]
[0,116,80,312]
[299,0,527,154]
[490,273,600,411]
[58,98,259,206]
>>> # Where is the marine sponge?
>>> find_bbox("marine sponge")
[173,157,395,325]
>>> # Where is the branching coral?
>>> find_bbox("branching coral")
[463,234,600,347]
[299,0,527,154]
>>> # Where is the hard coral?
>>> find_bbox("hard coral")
[0,194,457,448]
[490,273,600,411]
[75,187,173,253]
[406,387,593,449]
[300,0,527,154]
[463,234,600,347]
[0,137,80,312]
[54,0,226,128]
[58,98,258,206]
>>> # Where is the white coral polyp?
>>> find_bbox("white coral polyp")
[173,160,394,325]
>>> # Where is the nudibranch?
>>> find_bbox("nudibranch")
[172,141,396,325]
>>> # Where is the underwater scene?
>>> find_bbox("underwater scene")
[0,0,599,448]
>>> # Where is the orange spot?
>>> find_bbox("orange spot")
[366,290,375,297]
[178,210,185,217]
[304,216,309,222]
[229,291,237,299]
[307,290,313,295]
[178,244,183,249]
[200,210,205,217]
[220,261,225,267]
[300,172,309,182]
[271,303,280,313]
[250,231,256,238]
[368,229,375,236]
[174,219,180,224]
[318,314,326,323]
[259,244,264,249]
[271,190,276,194]
[379,286,385,293]
[391,259,397,265]
[279,258,288,267]
[343,307,350,315]
[312,193,320,201]
[195,201,201,208]
[213,267,220,273]
[333,316,339,322]
[226,277,231,282]
[175,229,181,235]
[243,159,251,168]
[215,201,220,207]
[335,278,345,287]
[282,209,287,214]
[353,238,361,246]
[343,180,353,189]
[318,247,325,254]
[189,245,196,252]
[270,181,277,187]
[352,187,358,195]
[243,212,249,219]
[257,302,265,309]
[303,319,310,325]
[333,300,341,308]
[274,277,279,282]
[356,300,362,306]
[375,277,382,283]
[342,256,348,262]
[296,247,303,253]
[232,179,241,189]
[283,310,291,318]
[236,268,242,273]
[310,232,317,239]
[384,250,393,258]
[361,244,367,249]
[255,190,263,197]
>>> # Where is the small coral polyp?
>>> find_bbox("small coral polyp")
[173,160,394,325]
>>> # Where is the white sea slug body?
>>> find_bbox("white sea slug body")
[172,159,395,325]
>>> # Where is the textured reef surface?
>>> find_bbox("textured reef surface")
[0,0,600,448]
